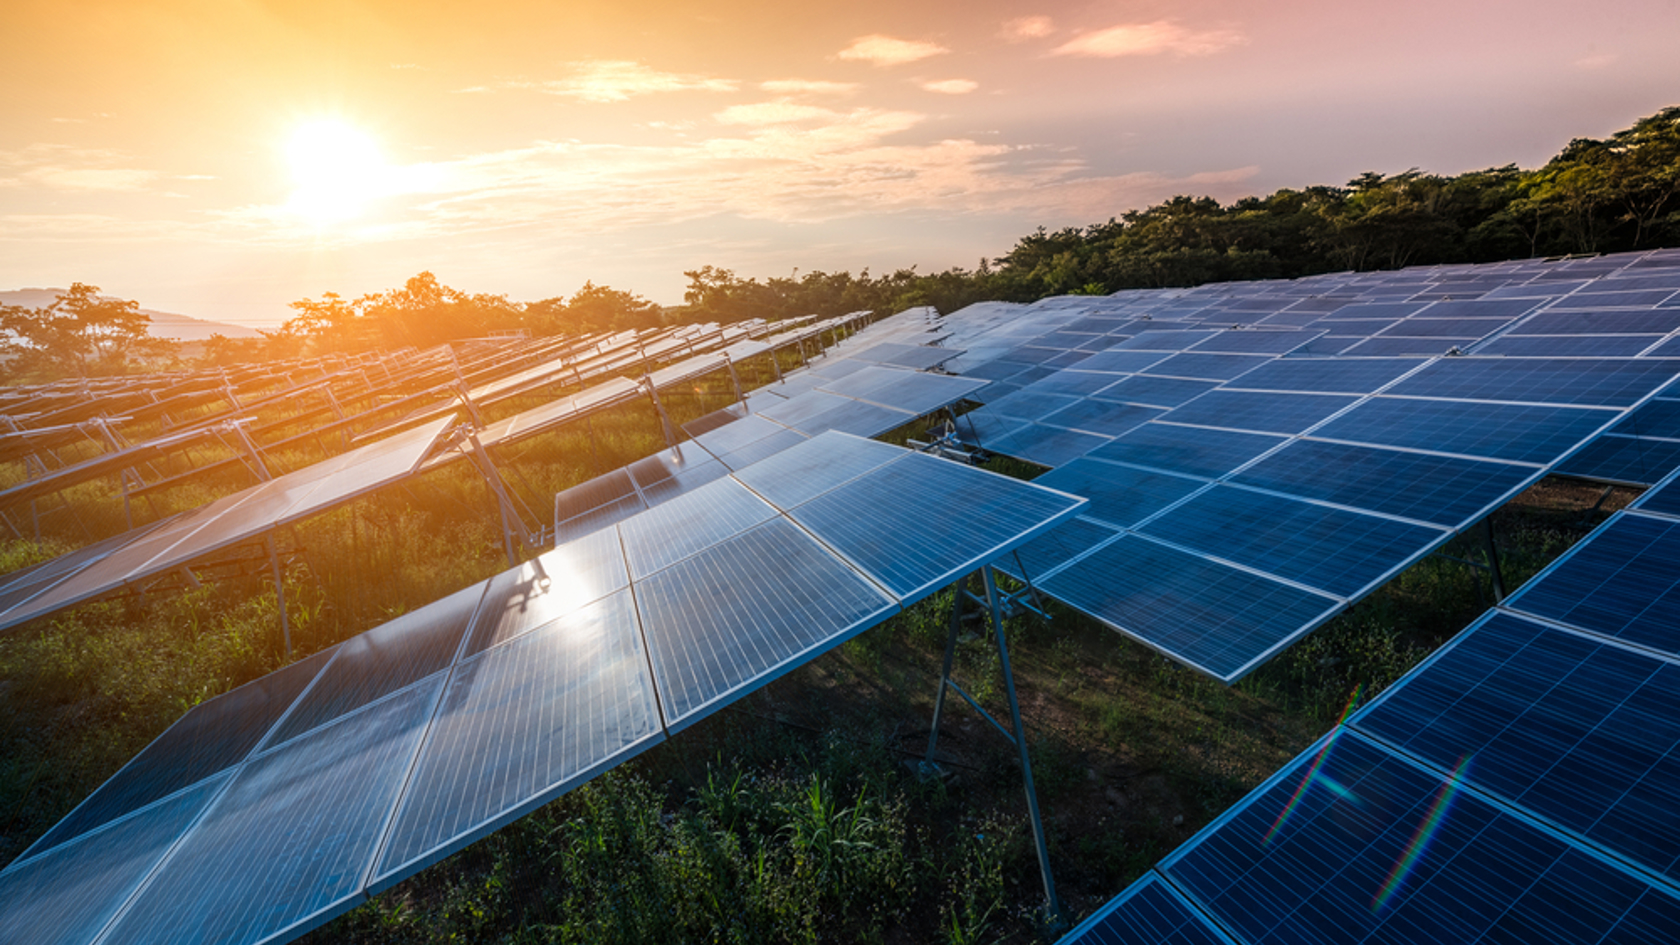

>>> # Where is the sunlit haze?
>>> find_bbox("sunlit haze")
[2,1,1676,326]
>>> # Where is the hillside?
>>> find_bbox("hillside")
[0,288,262,341]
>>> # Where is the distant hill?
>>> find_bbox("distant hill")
[0,289,263,341]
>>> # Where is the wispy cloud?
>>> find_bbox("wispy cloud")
[837,35,948,66]
[1,145,161,192]
[520,60,738,102]
[761,79,860,96]
[1053,21,1246,58]
[922,79,978,95]
[1003,16,1055,41]
[715,102,841,126]
[1573,53,1617,70]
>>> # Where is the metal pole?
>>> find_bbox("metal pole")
[265,532,291,659]
[725,356,746,405]
[984,566,1062,924]
[925,579,965,764]
[463,428,522,567]
[1481,517,1507,603]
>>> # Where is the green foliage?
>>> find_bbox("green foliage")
[0,283,180,380]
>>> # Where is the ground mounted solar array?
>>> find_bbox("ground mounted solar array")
[0,432,1083,945]
[1058,464,1680,943]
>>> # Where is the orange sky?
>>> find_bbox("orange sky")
[3,1,1677,326]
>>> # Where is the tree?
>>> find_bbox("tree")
[561,282,663,333]
[0,283,177,380]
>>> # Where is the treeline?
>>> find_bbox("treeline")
[7,106,1676,378]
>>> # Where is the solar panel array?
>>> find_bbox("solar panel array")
[896,249,1680,683]
[1058,463,1680,943]
[552,356,985,543]
[0,432,1083,945]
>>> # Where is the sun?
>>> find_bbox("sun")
[285,119,386,223]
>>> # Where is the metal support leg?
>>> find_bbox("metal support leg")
[925,579,965,764]
[1481,517,1507,603]
[463,428,522,567]
[983,567,1062,925]
[725,356,746,404]
[645,380,679,449]
[265,532,291,659]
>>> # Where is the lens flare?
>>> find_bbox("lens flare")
[1264,685,1365,845]
[1372,754,1474,913]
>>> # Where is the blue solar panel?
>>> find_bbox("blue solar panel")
[1234,440,1536,527]
[618,476,777,579]
[465,526,629,658]
[1089,424,1288,480]
[1057,873,1236,945]
[1141,353,1273,381]
[1091,375,1220,408]
[1110,330,1219,351]
[1340,336,1476,356]
[101,678,444,945]
[730,432,904,509]
[1061,349,1172,375]
[991,517,1120,583]
[710,427,808,470]
[1039,400,1164,437]
[0,775,229,945]
[984,422,1110,467]
[981,387,1083,422]
[1161,730,1680,945]
[788,451,1084,601]
[19,646,334,859]
[1510,310,1680,335]
[1552,288,1680,309]
[1556,433,1680,485]
[1139,485,1449,598]
[1312,397,1617,463]
[1187,330,1319,355]
[1506,512,1680,658]
[1420,297,1541,318]
[1475,334,1664,357]
[1386,358,1680,407]
[1160,391,1359,435]
[1611,398,1680,438]
[1042,534,1339,682]
[1033,457,1206,528]
[1355,612,1680,885]
[1225,357,1424,394]
[635,517,897,732]
[1375,317,1513,338]
[1635,470,1680,517]
[374,589,662,883]
[1023,370,1142,398]
[264,582,483,748]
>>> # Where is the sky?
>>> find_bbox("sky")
[3,1,1677,328]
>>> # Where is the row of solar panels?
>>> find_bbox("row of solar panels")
[1061,463,1680,943]
[0,432,1084,945]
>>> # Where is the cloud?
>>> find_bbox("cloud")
[715,102,841,126]
[1003,16,1054,40]
[837,35,948,66]
[525,60,738,102]
[922,79,979,95]
[1574,53,1617,70]
[1052,21,1246,58]
[761,78,860,96]
[0,145,161,192]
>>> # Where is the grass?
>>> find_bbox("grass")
[0,335,1644,941]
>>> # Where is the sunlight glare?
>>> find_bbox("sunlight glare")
[285,119,387,223]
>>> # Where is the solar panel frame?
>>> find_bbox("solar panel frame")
[1055,872,1238,945]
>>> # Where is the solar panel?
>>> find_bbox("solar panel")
[1042,534,1339,682]
[1510,309,1680,335]
[635,517,898,732]
[264,581,483,748]
[1385,357,1680,407]
[374,588,662,882]
[1033,458,1205,528]
[1038,400,1164,438]
[1060,349,1173,375]
[19,646,336,860]
[1555,434,1680,485]
[1223,357,1424,394]
[1634,468,1680,517]
[1312,397,1617,463]
[101,678,444,945]
[617,476,778,579]
[991,516,1120,584]
[1160,730,1680,944]
[1475,334,1664,357]
[1504,512,1680,658]
[787,451,1084,602]
[1611,397,1680,438]
[0,775,231,945]
[1138,485,1450,598]
[1057,873,1237,945]
[1233,440,1536,528]
[1354,612,1680,885]
[1159,390,1359,435]
[1140,352,1273,382]
[1089,423,1288,480]
[729,431,904,509]
[982,423,1111,467]
[1187,330,1321,355]
[1090,375,1221,408]
[463,526,629,658]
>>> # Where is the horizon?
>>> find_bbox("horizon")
[3,1,1676,329]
